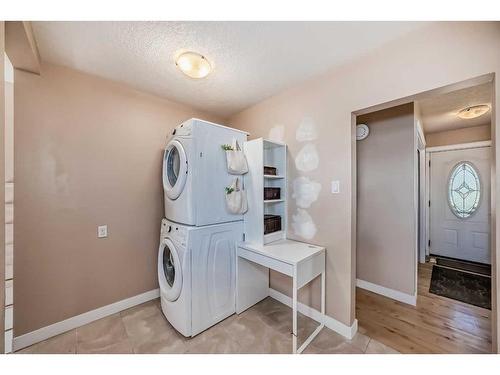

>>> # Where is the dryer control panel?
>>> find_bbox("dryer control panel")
[171,120,192,137]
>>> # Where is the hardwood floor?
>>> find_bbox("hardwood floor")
[356,262,492,354]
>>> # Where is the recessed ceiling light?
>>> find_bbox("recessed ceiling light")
[175,51,212,79]
[457,104,490,119]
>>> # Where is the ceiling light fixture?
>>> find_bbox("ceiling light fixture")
[175,51,212,79]
[457,104,490,119]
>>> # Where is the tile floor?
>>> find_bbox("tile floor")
[16,297,399,354]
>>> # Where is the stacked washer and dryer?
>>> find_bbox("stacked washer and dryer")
[158,118,248,337]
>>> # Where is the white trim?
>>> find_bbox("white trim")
[418,147,427,264]
[414,122,421,299]
[426,140,492,153]
[425,152,431,259]
[4,53,14,83]
[356,279,417,306]
[268,288,358,340]
[416,121,426,149]
[13,289,160,352]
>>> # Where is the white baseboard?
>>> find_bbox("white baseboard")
[268,288,358,340]
[13,289,160,352]
[356,279,417,306]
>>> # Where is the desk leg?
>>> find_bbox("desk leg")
[292,269,298,354]
[321,271,325,318]
[295,270,326,354]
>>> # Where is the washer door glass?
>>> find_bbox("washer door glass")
[158,239,183,302]
[163,139,188,200]
[163,244,176,287]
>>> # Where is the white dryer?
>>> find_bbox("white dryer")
[158,218,243,337]
[163,118,248,226]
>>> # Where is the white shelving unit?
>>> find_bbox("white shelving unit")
[238,138,327,354]
[243,138,287,245]
[264,175,285,179]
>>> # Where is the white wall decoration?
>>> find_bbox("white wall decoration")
[292,176,321,208]
[296,117,317,142]
[268,124,285,143]
[295,143,319,172]
[291,208,317,240]
[291,116,320,240]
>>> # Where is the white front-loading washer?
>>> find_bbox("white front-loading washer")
[158,219,191,336]
[158,218,243,337]
[163,118,248,226]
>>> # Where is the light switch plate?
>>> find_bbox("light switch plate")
[331,180,340,194]
[98,225,108,238]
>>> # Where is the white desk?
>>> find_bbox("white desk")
[236,239,325,354]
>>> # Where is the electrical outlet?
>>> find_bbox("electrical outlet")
[331,180,340,194]
[97,225,108,238]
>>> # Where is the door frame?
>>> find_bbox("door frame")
[352,73,498,352]
[416,120,427,265]
[425,140,492,262]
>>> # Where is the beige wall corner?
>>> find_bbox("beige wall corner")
[0,20,6,354]
[5,21,41,75]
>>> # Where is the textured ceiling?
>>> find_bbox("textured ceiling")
[32,21,428,117]
[418,83,492,134]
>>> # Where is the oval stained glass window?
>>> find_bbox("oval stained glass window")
[448,162,481,218]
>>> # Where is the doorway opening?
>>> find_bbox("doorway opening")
[353,77,494,354]
[420,82,492,312]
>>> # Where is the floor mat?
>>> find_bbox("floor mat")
[429,265,491,309]
[435,256,491,276]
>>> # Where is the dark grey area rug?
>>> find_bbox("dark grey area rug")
[429,265,491,309]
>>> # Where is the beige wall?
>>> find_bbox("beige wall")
[228,22,500,343]
[14,63,223,335]
[356,103,415,295]
[1,21,5,354]
[426,124,491,147]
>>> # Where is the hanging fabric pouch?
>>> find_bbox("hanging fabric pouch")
[225,177,248,214]
[222,138,248,175]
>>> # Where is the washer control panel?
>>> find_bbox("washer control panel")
[168,224,187,246]
[161,219,188,246]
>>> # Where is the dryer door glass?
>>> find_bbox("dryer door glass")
[163,140,188,200]
[163,244,175,287]
[167,147,180,187]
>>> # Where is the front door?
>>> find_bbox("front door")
[429,146,491,264]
